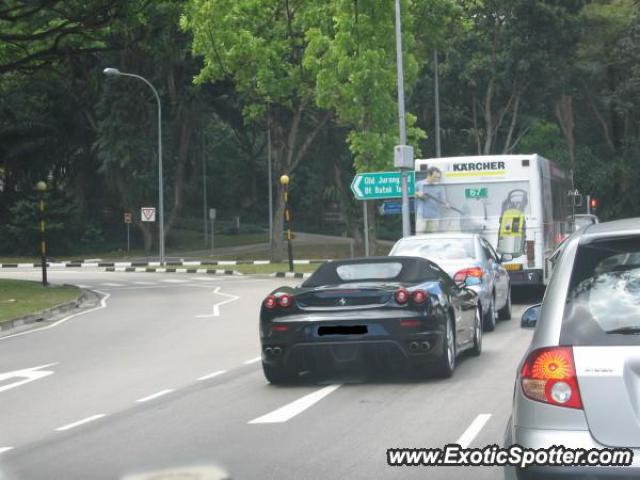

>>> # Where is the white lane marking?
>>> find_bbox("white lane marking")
[0,447,14,454]
[249,385,342,424]
[243,357,261,365]
[456,414,492,448]
[101,282,125,287]
[55,414,106,431]
[0,291,110,341]
[195,286,240,318]
[197,370,226,381]
[133,281,156,285]
[0,363,57,393]
[193,277,220,281]
[162,279,188,284]
[136,389,174,403]
[76,284,92,288]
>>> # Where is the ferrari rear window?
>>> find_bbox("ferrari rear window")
[336,262,403,281]
[302,257,443,287]
[560,236,640,346]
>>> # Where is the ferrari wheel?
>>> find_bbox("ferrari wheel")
[434,317,456,378]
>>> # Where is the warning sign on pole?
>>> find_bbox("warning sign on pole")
[141,207,156,222]
[124,212,133,224]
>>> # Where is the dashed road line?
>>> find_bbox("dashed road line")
[456,414,492,448]
[243,357,261,365]
[133,281,156,285]
[136,389,174,403]
[55,414,106,432]
[249,385,342,424]
[0,447,14,454]
[101,282,125,287]
[197,370,226,381]
[162,279,188,284]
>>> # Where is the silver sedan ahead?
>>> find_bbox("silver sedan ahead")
[505,217,640,479]
[389,233,511,331]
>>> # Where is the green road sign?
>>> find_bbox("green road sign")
[350,171,415,200]
[465,187,488,199]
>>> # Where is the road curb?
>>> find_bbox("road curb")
[0,259,330,269]
[104,267,243,276]
[0,288,95,334]
[271,272,312,279]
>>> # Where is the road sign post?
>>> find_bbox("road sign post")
[124,212,132,252]
[351,171,415,252]
[209,208,216,255]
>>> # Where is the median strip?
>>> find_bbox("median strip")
[55,414,106,432]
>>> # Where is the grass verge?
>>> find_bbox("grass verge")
[232,263,320,275]
[0,280,80,324]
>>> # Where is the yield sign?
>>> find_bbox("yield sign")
[0,363,56,393]
[141,207,156,222]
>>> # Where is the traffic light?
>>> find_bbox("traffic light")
[590,197,599,211]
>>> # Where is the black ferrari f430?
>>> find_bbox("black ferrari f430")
[259,256,482,383]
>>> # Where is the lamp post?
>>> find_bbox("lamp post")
[103,67,165,264]
[35,181,47,287]
[394,0,411,238]
[280,175,294,272]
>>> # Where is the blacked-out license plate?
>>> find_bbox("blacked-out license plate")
[318,325,368,336]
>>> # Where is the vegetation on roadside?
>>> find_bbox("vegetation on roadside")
[0,280,80,323]
[2,0,639,260]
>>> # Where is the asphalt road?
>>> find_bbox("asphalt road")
[0,269,536,480]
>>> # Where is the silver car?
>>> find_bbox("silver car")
[505,217,640,479]
[389,233,512,331]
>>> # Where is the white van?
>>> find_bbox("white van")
[414,154,574,286]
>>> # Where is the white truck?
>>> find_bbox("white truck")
[414,154,574,286]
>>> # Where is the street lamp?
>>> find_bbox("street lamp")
[35,181,48,286]
[103,67,165,264]
[280,174,294,272]
[394,0,412,238]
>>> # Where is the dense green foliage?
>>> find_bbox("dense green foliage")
[0,0,638,257]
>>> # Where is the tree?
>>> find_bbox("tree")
[181,0,333,260]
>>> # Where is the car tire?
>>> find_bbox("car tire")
[498,286,512,320]
[483,294,497,332]
[469,306,483,356]
[262,362,297,384]
[434,316,456,378]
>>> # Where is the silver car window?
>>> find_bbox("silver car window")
[393,238,476,260]
[560,237,640,346]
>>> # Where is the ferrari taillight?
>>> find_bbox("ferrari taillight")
[412,289,428,304]
[453,267,483,283]
[263,295,277,309]
[520,346,583,409]
[277,294,294,308]
[395,288,410,304]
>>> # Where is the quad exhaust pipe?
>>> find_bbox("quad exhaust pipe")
[264,346,283,357]
[409,341,431,353]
